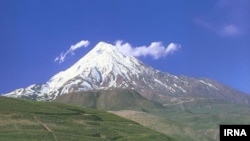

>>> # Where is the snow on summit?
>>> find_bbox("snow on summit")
[4,41,156,100]
[48,41,145,91]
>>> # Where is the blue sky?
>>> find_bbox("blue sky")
[0,0,249,94]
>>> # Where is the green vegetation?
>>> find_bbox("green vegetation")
[0,96,173,141]
[111,99,250,141]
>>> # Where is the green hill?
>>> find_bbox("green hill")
[0,96,174,141]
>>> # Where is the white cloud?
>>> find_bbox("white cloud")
[220,24,241,37]
[54,40,90,63]
[70,40,90,51]
[115,40,181,59]
[195,18,242,37]
[194,0,247,37]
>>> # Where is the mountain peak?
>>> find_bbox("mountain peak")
[95,41,113,48]
[90,41,120,55]
[4,41,250,106]
[34,41,149,100]
[85,41,121,60]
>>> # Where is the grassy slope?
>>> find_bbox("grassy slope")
[0,96,174,141]
[162,99,250,140]
[109,110,212,141]
[110,99,250,141]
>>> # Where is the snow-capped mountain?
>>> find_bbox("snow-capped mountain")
[4,42,153,100]
[3,41,250,105]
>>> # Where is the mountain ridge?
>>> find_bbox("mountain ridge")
[3,41,250,106]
